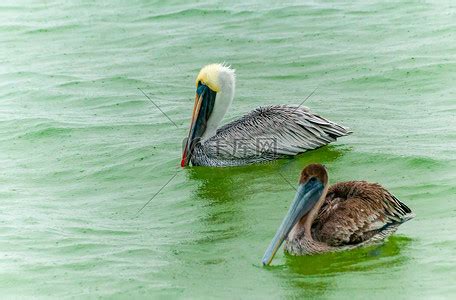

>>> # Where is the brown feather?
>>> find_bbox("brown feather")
[311,181,413,247]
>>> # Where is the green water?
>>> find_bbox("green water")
[1,0,455,298]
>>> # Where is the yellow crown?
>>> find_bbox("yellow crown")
[195,64,225,92]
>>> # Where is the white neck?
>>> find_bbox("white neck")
[286,183,329,243]
[304,183,329,239]
[201,70,235,141]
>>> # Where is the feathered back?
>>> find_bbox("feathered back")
[199,105,350,162]
[313,181,414,247]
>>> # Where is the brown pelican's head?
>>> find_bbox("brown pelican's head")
[299,163,328,185]
[262,164,328,266]
[181,64,235,167]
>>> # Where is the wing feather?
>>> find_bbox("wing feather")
[205,105,350,160]
[313,181,414,246]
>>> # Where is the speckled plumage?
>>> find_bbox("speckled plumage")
[190,105,351,166]
[285,181,415,255]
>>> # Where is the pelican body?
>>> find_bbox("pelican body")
[262,164,414,265]
[181,64,351,167]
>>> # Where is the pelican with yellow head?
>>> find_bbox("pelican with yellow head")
[182,64,351,167]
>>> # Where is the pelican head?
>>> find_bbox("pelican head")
[262,164,328,266]
[181,64,235,167]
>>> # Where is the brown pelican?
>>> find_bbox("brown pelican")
[181,64,351,167]
[262,163,414,265]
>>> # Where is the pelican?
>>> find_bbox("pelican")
[262,163,414,265]
[181,64,351,167]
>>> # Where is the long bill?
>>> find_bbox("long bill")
[181,84,216,167]
[262,178,324,266]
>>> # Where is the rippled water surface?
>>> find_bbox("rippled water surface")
[1,0,455,298]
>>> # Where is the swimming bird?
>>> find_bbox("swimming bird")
[262,163,414,265]
[181,64,351,167]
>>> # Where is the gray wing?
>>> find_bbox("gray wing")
[313,181,415,246]
[203,105,351,160]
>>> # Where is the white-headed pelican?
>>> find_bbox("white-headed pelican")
[262,163,414,265]
[181,64,351,167]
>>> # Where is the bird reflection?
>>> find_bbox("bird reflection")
[265,236,412,298]
[286,235,412,276]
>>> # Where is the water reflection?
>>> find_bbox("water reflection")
[276,146,348,185]
[183,146,348,245]
[285,236,412,276]
[185,163,283,244]
[187,164,259,205]
[187,146,348,199]
[275,236,412,297]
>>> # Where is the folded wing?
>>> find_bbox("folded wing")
[204,105,351,160]
[313,181,414,246]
